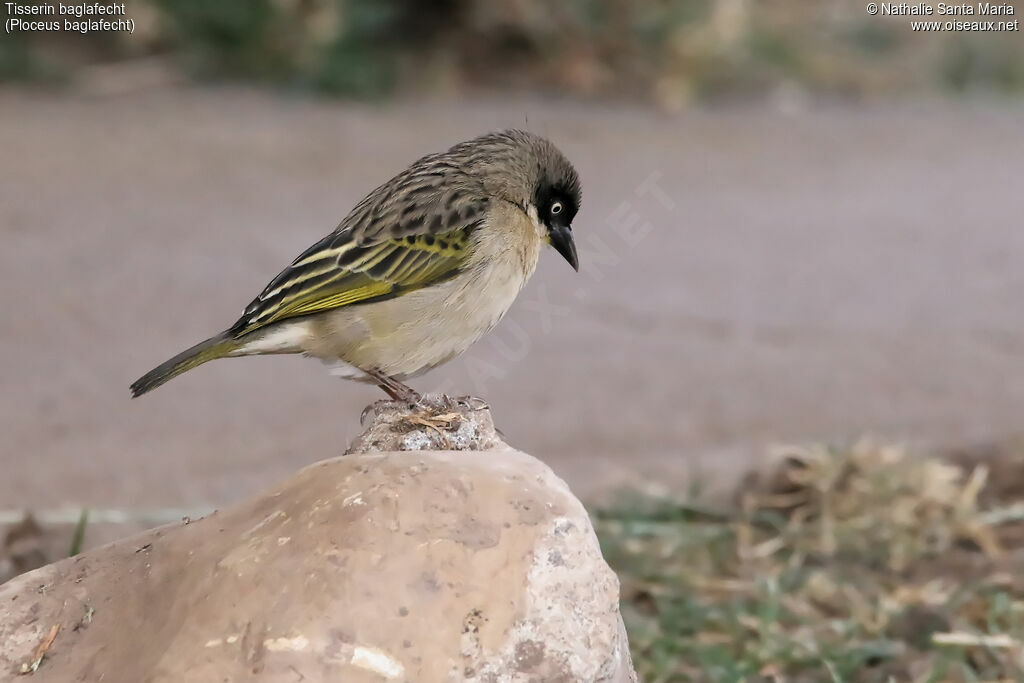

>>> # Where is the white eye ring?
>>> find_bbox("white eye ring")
[551,201,563,215]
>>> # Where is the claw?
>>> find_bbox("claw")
[359,403,377,427]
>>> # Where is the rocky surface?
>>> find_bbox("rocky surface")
[0,401,636,682]
[347,397,504,454]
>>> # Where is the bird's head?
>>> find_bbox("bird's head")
[460,130,582,271]
[530,154,581,272]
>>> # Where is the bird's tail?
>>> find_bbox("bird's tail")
[130,331,239,398]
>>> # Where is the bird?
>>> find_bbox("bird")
[130,129,581,403]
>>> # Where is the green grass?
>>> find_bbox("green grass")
[595,442,1024,682]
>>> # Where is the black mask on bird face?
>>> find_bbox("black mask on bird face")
[535,182,580,271]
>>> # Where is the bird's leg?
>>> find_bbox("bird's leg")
[361,367,421,404]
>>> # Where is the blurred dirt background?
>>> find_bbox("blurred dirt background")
[1,0,1023,509]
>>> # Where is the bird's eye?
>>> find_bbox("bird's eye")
[550,201,563,215]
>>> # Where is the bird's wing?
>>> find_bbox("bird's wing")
[230,161,490,337]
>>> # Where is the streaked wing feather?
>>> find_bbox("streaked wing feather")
[231,160,487,337]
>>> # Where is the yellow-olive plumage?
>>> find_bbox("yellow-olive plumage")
[130,130,581,401]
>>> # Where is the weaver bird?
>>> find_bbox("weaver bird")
[130,130,581,402]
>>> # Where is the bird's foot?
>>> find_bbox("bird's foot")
[361,367,421,406]
[389,386,422,405]
[414,393,488,414]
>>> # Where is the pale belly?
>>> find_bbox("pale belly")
[306,258,531,381]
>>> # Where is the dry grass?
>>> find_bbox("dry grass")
[596,440,1024,682]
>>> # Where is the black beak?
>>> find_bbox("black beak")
[550,225,578,272]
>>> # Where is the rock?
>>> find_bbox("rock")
[0,400,636,682]
[348,396,505,454]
